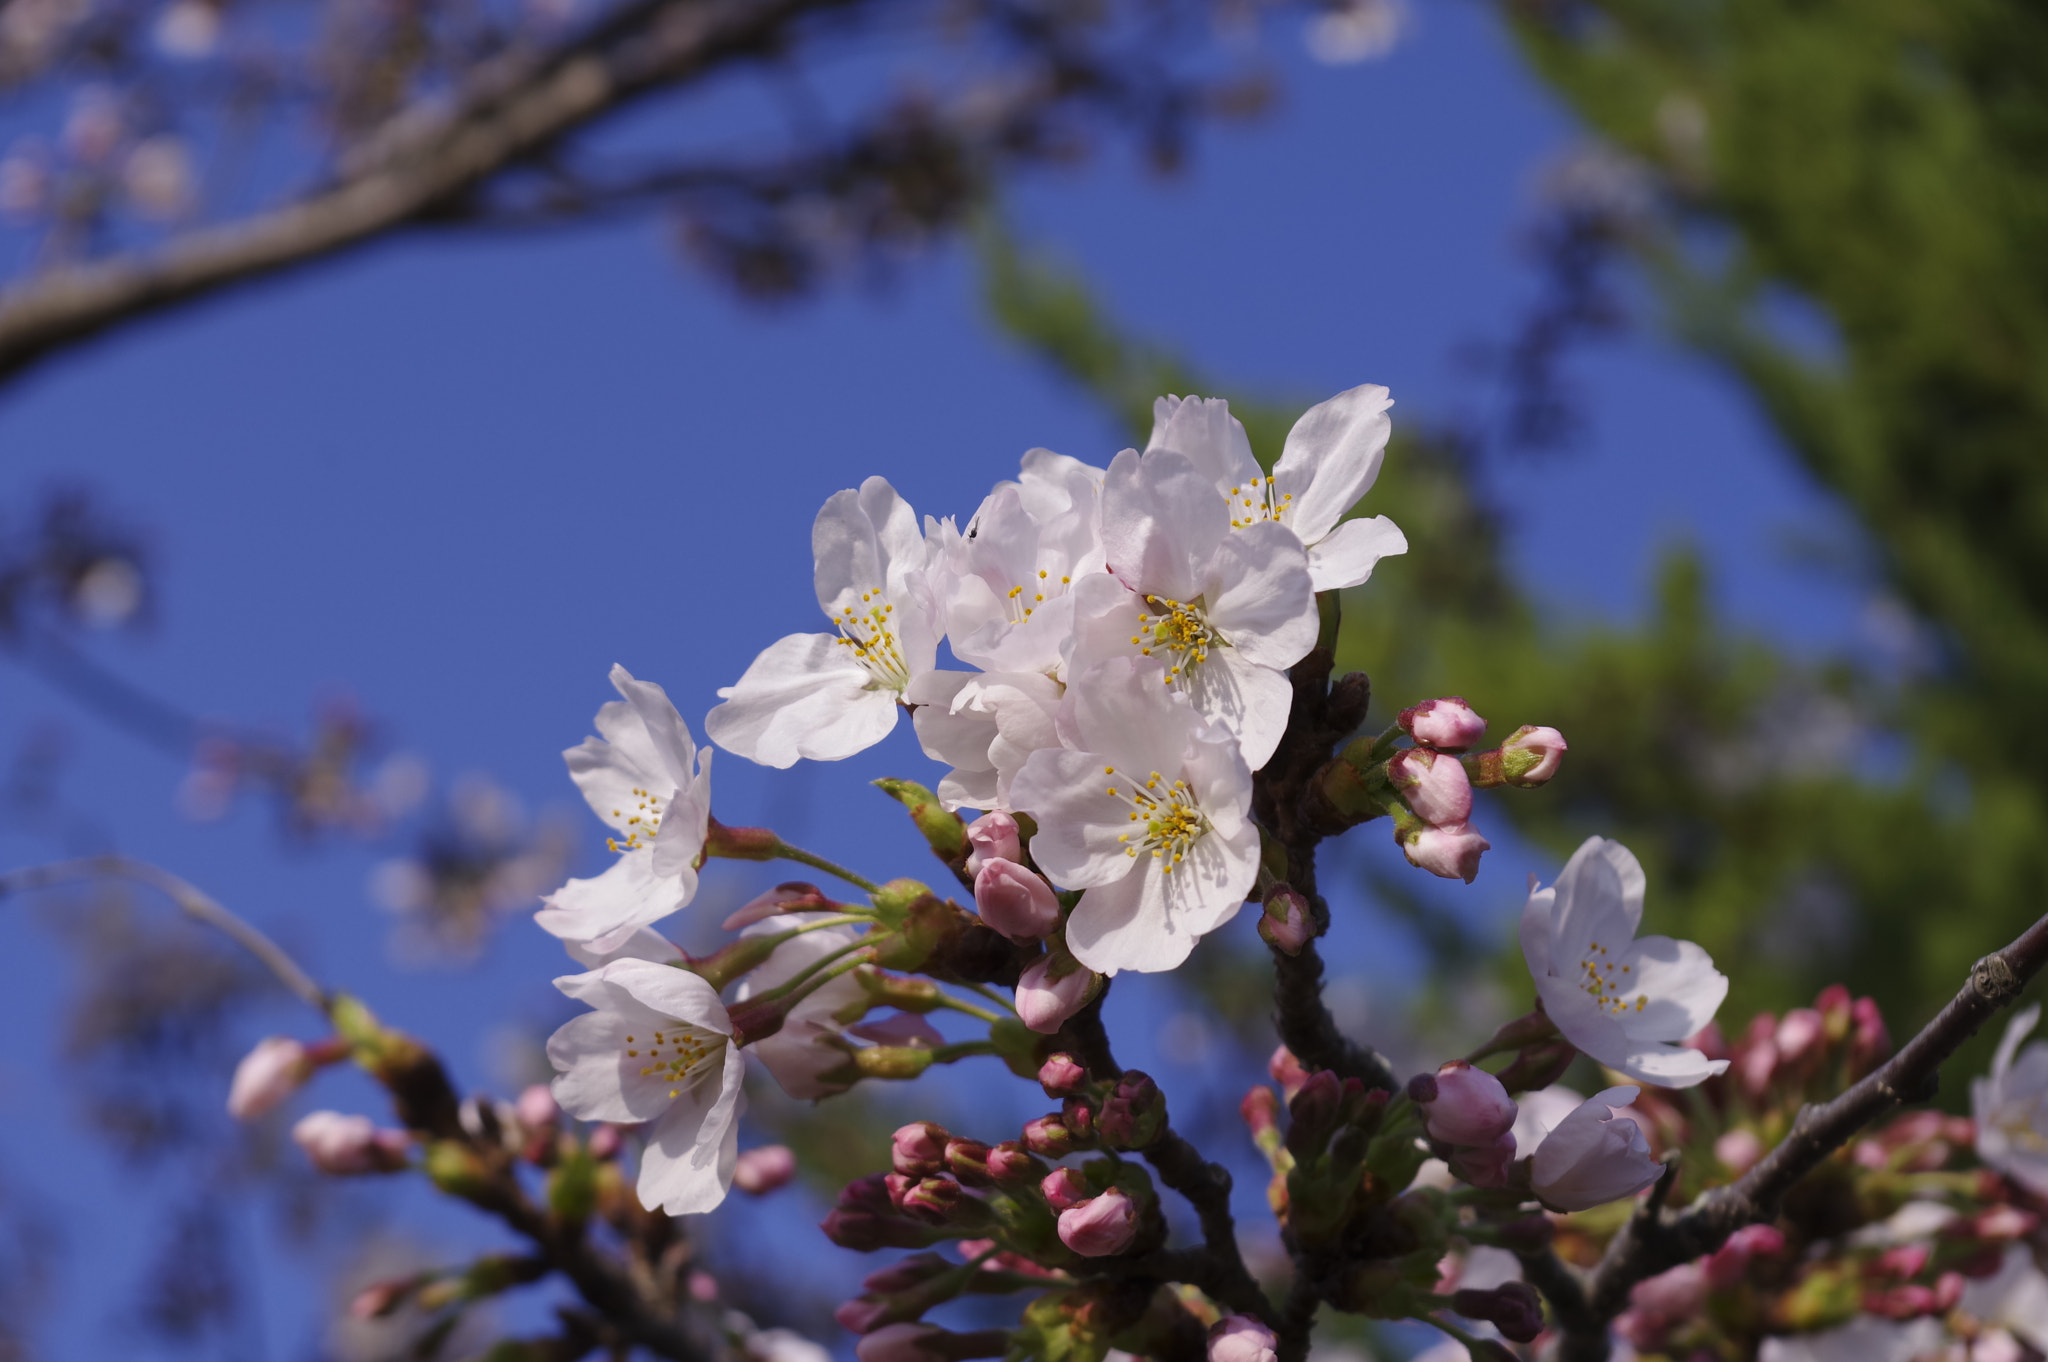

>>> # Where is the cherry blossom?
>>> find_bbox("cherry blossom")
[548,958,746,1215]
[731,913,873,1100]
[535,665,713,953]
[1009,657,1259,974]
[1520,836,1730,1088]
[1971,1004,2048,1197]
[1146,385,1407,592]
[1069,449,1317,770]
[908,669,1061,812]
[707,478,937,767]
[1528,1085,1662,1210]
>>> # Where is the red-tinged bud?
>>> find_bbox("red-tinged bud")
[839,1173,898,1213]
[1704,1223,1786,1289]
[1686,1021,1729,1062]
[1038,1053,1087,1097]
[349,1277,416,1319]
[838,1297,899,1334]
[1934,1271,1964,1311]
[228,1036,319,1121]
[984,1142,1047,1186]
[899,1177,978,1225]
[1452,1282,1545,1344]
[964,811,1022,872]
[1016,953,1103,1034]
[587,1123,624,1160]
[855,1324,1009,1362]
[1388,747,1474,826]
[733,1144,797,1195]
[1849,996,1892,1078]
[1816,984,1853,1037]
[1206,1315,1279,1362]
[893,1123,951,1178]
[1420,1061,1517,1147]
[1392,804,1489,883]
[1286,1071,1342,1156]
[1500,726,1566,786]
[1714,1129,1764,1177]
[703,818,779,860]
[1775,1008,1825,1067]
[1494,1040,1579,1094]
[1021,1114,1083,1158]
[1972,1205,2039,1240]
[974,859,1061,941]
[1398,697,1488,752]
[1241,1087,1281,1141]
[292,1111,409,1175]
[1060,1096,1096,1141]
[1446,1131,1517,1189]
[1405,1071,1439,1104]
[944,1139,994,1187]
[1041,1167,1091,1210]
[1057,1189,1138,1257]
[1872,1244,1932,1280]
[723,881,838,930]
[1258,885,1314,955]
[514,1083,558,1131]
[1098,1071,1167,1150]
[1269,1046,1311,1099]
[863,1254,951,1294]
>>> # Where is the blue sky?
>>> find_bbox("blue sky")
[0,2,1866,1356]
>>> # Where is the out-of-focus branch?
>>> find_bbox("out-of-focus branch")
[1539,910,2048,1362]
[0,854,329,1010]
[0,0,855,384]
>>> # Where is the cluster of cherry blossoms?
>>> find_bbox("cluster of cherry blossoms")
[210,380,2048,1362]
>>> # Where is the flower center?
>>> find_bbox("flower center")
[606,786,663,853]
[1228,475,1293,530]
[835,590,911,690]
[1575,940,1646,1014]
[1133,596,1220,687]
[1103,765,1209,875]
[1001,568,1073,624]
[625,1023,721,1100]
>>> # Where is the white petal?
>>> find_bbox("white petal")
[705,633,898,768]
[1188,649,1294,772]
[650,751,712,881]
[535,852,688,949]
[1204,521,1318,669]
[1067,865,1188,975]
[1550,836,1645,968]
[1612,1041,1728,1088]
[1101,448,1227,602]
[1008,748,1150,889]
[1060,656,1202,775]
[566,926,684,969]
[601,958,733,1035]
[1306,515,1408,592]
[1275,383,1393,543]
[1615,935,1728,1043]
[1146,394,1261,491]
[909,670,997,774]
[1993,1004,2041,1084]
[608,665,700,793]
[812,478,923,613]
[1519,883,1558,980]
[636,1042,745,1215]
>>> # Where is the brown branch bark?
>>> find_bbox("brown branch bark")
[0,0,856,385]
[1539,910,2048,1362]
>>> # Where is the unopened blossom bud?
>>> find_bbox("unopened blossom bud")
[1531,1086,1661,1210]
[292,1111,409,1175]
[1399,697,1488,752]
[863,1253,951,1294]
[1388,747,1474,826]
[587,1124,624,1160]
[1501,725,1567,786]
[1714,1128,1764,1176]
[1269,1046,1311,1099]
[1041,1167,1091,1210]
[1849,996,1891,1078]
[1405,1071,1439,1104]
[1258,885,1314,955]
[1398,816,1490,883]
[1452,1281,1545,1343]
[974,859,1060,940]
[1420,1061,1518,1147]
[1015,956,1102,1035]
[515,1083,559,1130]
[1059,1096,1096,1141]
[1775,1008,1825,1066]
[899,1176,979,1226]
[1241,1087,1281,1144]
[837,1296,899,1335]
[228,1036,314,1120]
[1447,1132,1517,1189]
[1704,1223,1785,1289]
[1021,1113,1084,1158]
[1098,1071,1167,1150]
[1206,1315,1279,1362]
[1057,1188,1138,1257]
[733,1145,798,1195]
[349,1277,415,1319]
[1038,1053,1088,1096]
[893,1123,951,1178]
[984,1142,1046,1185]
[964,811,1022,871]
[944,1139,994,1187]
[1286,1070,1343,1156]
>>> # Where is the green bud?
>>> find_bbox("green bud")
[989,1017,1053,1079]
[329,993,387,1054]
[424,1140,493,1201]
[1018,1288,1117,1362]
[686,934,785,991]
[548,1146,598,1225]
[874,778,969,865]
[858,970,942,1013]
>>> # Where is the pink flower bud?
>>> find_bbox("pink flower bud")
[734,1144,798,1195]
[1421,1061,1518,1147]
[1268,1046,1310,1099]
[1501,725,1567,786]
[1849,996,1891,1078]
[1021,1114,1082,1158]
[292,1111,409,1175]
[1388,747,1474,826]
[1056,1188,1138,1256]
[1705,1223,1785,1289]
[863,1253,950,1294]
[349,1279,413,1319]
[1775,1008,1825,1065]
[1399,819,1490,883]
[227,1036,312,1120]
[1038,1053,1087,1096]
[1713,1128,1763,1176]
[1399,697,1488,752]
[1207,1315,1279,1362]
[1447,1132,1517,1188]
[973,859,1060,940]
[515,1083,559,1130]
[1241,1086,1280,1140]
[892,1123,951,1178]
[688,1271,719,1302]
[1258,886,1313,955]
[1040,1167,1090,1210]
[964,812,1021,871]
[984,1143,1046,1185]
[837,1297,897,1335]
[1015,957,1100,1034]
[587,1123,624,1160]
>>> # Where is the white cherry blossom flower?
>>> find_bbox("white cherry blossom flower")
[536,665,713,953]
[1521,836,1730,1089]
[1528,1084,1662,1210]
[1009,657,1259,974]
[908,669,1062,811]
[1069,448,1318,770]
[1147,385,1407,592]
[1971,1004,2048,1197]
[707,478,937,768]
[733,913,872,1101]
[926,449,1105,676]
[1961,1245,2048,1353]
[548,958,745,1216]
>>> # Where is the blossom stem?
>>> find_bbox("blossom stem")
[929,1040,999,1064]
[768,842,881,894]
[955,981,1018,1015]
[743,941,873,1007]
[0,854,329,1011]
[929,994,1004,1025]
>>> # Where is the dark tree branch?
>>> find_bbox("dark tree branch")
[1143,1129,1272,1322]
[1540,910,2048,1362]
